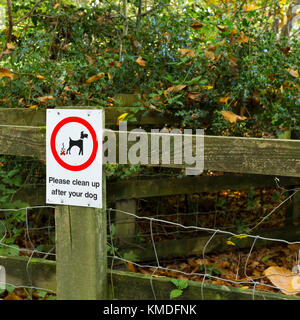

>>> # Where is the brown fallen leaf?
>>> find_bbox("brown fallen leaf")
[217,25,227,32]
[36,75,45,80]
[86,73,105,84]
[136,56,146,67]
[190,21,203,29]
[6,43,15,50]
[128,262,136,273]
[37,96,55,103]
[287,68,299,78]
[219,95,230,104]
[164,84,187,95]
[221,110,247,123]
[0,68,13,80]
[204,50,217,60]
[264,266,300,295]
[178,48,195,57]
[238,32,249,45]
[187,92,201,100]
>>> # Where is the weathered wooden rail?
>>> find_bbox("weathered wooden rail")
[1,255,299,300]
[0,106,300,300]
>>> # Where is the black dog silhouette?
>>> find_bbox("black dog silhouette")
[66,131,88,155]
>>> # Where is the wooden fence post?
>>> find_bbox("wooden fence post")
[55,109,107,300]
[115,199,137,243]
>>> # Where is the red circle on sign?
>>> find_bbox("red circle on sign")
[50,116,98,171]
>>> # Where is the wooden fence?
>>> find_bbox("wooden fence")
[0,105,300,300]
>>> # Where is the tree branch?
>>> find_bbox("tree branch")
[14,0,44,26]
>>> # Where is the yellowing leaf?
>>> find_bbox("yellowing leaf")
[204,50,217,60]
[264,266,300,296]
[178,48,195,57]
[241,286,249,290]
[243,4,259,11]
[136,56,146,67]
[165,84,187,94]
[29,105,39,109]
[117,113,129,125]
[37,96,55,103]
[54,3,60,9]
[234,235,248,239]
[218,95,230,104]
[108,73,113,80]
[238,32,249,45]
[86,73,105,84]
[287,68,299,78]
[229,55,238,67]
[221,110,247,123]
[203,85,214,90]
[0,68,13,80]
[188,92,201,100]
[279,15,288,29]
[226,240,236,246]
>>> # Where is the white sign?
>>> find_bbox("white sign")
[46,109,103,208]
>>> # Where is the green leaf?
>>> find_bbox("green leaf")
[178,279,188,290]
[6,284,14,294]
[170,278,179,287]
[261,256,270,263]
[36,290,48,299]
[170,289,182,299]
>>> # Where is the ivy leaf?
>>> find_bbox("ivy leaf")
[170,289,182,299]
[117,113,129,125]
[221,110,247,123]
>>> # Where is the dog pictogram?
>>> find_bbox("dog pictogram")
[66,131,88,155]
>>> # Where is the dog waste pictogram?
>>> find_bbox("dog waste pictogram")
[46,109,103,208]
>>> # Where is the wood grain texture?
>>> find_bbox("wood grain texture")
[0,255,56,291]
[1,126,300,176]
[108,174,300,201]
[6,174,299,206]
[0,255,298,300]
[0,125,45,159]
[118,226,300,262]
[115,199,137,241]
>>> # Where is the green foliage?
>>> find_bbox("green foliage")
[169,278,189,299]
[198,264,222,276]
[0,1,298,136]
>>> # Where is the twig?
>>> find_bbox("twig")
[14,0,44,26]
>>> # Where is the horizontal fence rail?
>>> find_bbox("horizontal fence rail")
[0,124,300,176]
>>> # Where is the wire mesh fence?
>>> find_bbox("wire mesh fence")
[107,206,300,299]
[0,182,299,299]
